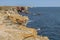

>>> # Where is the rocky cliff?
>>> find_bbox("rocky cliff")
[0,6,49,40]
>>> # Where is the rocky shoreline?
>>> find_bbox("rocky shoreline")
[0,6,49,40]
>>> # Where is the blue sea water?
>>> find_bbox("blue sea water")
[20,7,60,40]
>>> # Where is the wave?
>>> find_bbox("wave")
[37,28,40,31]
[28,20,34,23]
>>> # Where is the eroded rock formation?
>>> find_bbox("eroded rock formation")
[0,6,49,40]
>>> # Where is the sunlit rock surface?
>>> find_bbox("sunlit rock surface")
[0,6,49,40]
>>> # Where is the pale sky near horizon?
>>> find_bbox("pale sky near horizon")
[0,0,60,7]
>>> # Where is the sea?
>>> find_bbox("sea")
[19,7,60,40]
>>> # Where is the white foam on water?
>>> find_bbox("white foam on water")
[28,20,33,23]
[37,28,40,31]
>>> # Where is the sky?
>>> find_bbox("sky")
[0,0,60,7]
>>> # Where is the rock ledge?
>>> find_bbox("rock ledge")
[0,6,49,40]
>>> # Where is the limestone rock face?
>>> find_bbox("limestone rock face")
[0,6,49,40]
